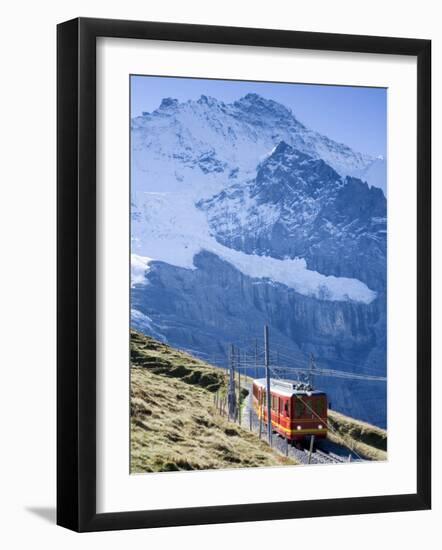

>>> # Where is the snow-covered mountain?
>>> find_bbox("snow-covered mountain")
[130,93,387,427]
[131,93,385,199]
[199,141,386,291]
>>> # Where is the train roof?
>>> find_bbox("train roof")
[253,378,326,397]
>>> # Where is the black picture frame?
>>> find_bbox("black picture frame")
[57,17,431,532]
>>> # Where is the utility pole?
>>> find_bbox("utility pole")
[228,344,236,420]
[264,324,272,447]
[309,353,316,388]
[308,434,315,464]
[238,350,242,425]
[259,391,263,439]
[255,339,258,380]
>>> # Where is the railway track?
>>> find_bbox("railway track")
[309,448,348,464]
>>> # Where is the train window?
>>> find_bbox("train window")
[315,399,325,416]
[284,401,289,416]
[295,398,304,417]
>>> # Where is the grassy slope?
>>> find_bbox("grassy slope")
[130,330,295,473]
[327,409,387,461]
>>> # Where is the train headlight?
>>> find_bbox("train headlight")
[297,425,302,430]
[318,424,323,430]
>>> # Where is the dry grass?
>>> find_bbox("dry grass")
[327,409,387,461]
[130,330,296,473]
[130,330,226,392]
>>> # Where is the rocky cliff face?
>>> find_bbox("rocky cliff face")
[199,141,386,291]
[132,252,386,426]
[130,92,387,427]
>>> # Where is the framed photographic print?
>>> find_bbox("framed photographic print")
[57,17,431,532]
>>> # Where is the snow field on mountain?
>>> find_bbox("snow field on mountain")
[131,191,376,304]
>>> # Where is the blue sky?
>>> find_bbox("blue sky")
[131,75,387,158]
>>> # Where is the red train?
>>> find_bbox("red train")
[252,378,328,441]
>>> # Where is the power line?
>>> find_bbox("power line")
[270,365,386,382]
[264,324,272,447]
[266,340,386,376]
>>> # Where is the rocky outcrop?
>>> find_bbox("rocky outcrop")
[199,142,386,291]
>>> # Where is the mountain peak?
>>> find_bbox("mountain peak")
[272,140,294,156]
[158,97,179,110]
[197,94,221,107]
[242,92,264,102]
[255,141,342,198]
[234,93,294,118]
[265,141,312,166]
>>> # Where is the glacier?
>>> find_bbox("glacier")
[131,190,376,304]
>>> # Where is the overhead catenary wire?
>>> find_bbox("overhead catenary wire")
[193,334,386,385]
[206,361,386,383]
[182,336,379,374]
[212,357,386,383]
[267,341,386,375]
[270,353,378,376]
[184,338,385,378]
[271,365,386,382]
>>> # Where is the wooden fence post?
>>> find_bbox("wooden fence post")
[259,392,263,439]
